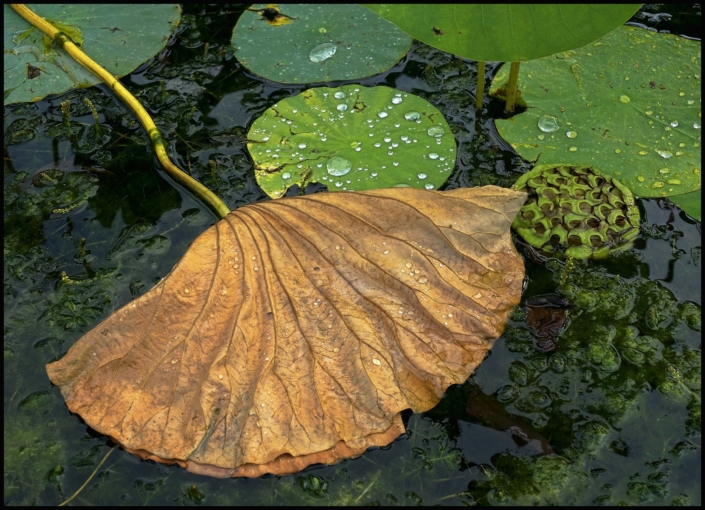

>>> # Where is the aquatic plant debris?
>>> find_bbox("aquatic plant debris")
[512,164,640,259]
[3,4,181,105]
[231,4,411,84]
[249,85,456,198]
[45,186,526,478]
[491,26,701,212]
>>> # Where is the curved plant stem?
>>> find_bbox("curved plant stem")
[475,61,485,109]
[504,61,521,113]
[58,446,115,506]
[10,4,231,219]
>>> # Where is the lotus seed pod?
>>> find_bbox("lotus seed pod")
[512,164,640,259]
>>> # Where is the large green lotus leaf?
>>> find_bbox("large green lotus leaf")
[248,85,456,198]
[669,191,701,221]
[231,4,411,84]
[4,4,181,105]
[491,26,701,200]
[364,4,640,62]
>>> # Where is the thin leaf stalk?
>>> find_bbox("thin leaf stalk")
[10,4,231,219]
[475,61,485,109]
[504,61,521,113]
[58,446,115,506]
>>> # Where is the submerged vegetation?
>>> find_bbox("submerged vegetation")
[4,3,701,506]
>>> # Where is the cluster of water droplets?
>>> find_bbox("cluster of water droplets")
[254,88,459,193]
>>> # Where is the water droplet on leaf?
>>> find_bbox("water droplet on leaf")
[428,153,439,160]
[308,43,338,63]
[337,104,347,112]
[282,172,291,179]
[566,131,577,139]
[537,115,559,133]
[327,156,352,176]
[334,91,345,99]
[378,111,388,119]
[417,173,427,179]
[427,126,445,137]
[309,43,337,63]
[404,111,420,121]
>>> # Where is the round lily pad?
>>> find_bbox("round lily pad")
[512,164,640,259]
[248,85,456,197]
[231,4,412,84]
[4,4,181,105]
[491,26,701,201]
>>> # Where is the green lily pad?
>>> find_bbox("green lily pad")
[364,4,640,62]
[491,26,701,200]
[669,191,701,221]
[4,4,181,105]
[248,85,456,197]
[231,4,412,84]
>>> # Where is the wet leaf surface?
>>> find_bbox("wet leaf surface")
[4,4,181,105]
[46,186,526,477]
[232,4,411,84]
[492,26,701,201]
[249,85,456,197]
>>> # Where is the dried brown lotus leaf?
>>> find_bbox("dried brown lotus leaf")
[47,186,527,477]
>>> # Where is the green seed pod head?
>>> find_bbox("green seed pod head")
[512,164,640,259]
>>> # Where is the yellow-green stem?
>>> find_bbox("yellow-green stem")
[475,61,485,109]
[10,4,230,219]
[504,61,521,113]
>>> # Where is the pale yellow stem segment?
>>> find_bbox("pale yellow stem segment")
[10,4,231,219]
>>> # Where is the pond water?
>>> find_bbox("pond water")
[4,4,701,505]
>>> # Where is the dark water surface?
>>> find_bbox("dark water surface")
[4,4,701,505]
